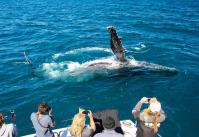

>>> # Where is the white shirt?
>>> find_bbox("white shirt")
[94,129,124,137]
[0,123,16,137]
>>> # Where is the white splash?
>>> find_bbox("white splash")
[52,53,63,59]
[133,43,146,50]
[52,47,111,59]
[134,44,146,50]
[40,56,177,82]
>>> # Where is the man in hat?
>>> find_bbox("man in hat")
[94,116,124,137]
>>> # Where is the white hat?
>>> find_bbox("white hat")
[149,102,161,113]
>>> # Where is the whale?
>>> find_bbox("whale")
[23,26,177,81]
[82,26,177,75]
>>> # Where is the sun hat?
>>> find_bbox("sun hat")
[149,102,161,113]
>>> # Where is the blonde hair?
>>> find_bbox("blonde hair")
[69,113,86,137]
[144,108,160,133]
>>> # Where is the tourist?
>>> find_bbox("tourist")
[0,112,17,137]
[93,116,124,137]
[69,109,96,137]
[30,102,56,137]
[132,97,166,137]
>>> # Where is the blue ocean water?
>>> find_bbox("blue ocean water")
[0,0,199,136]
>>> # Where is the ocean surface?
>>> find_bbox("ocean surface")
[0,0,198,136]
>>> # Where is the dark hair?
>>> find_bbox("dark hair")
[38,102,49,114]
[102,116,116,129]
[0,112,4,127]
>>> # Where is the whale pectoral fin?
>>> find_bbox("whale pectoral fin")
[107,26,126,62]
[24,52,32,65]
[23,52,36,71]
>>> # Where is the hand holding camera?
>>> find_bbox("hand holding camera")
[47,107,52,116]
[82,110,93,119]
[140,97,160,105]
[147,98,151,103]
[140,97,152,104]
[82,110,90,115]
[140,97,148,103]
[10,110,16,123]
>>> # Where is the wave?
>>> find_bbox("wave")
[129,43,150,53]
[134,43,146,50]
[52,47,112,59]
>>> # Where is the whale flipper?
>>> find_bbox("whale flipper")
[23,52,36,71]
[107,26,127,62]
[24,52,32,65]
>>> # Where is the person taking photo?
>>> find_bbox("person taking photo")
[31,102,56,137]
[0,111,17,137]
[132,97,166,137]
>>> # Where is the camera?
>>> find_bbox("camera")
[10,110,16,123]
[82,110,90,115]
[46,107,51,112]
[10,110,15,117]
[10,110,15,114]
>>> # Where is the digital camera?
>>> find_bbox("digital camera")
[46,107,51,112]
[82,110,90,115]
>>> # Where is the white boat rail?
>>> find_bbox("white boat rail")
[22,120,137,137]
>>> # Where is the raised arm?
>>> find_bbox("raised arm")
[49,108,56,128]
[88,111,96,132]
[132,97,148,119]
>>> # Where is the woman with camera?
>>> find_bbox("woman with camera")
[132,97,166,137]
[69,109,96,137]
[30,102,56,137]
[0,112,17,137]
